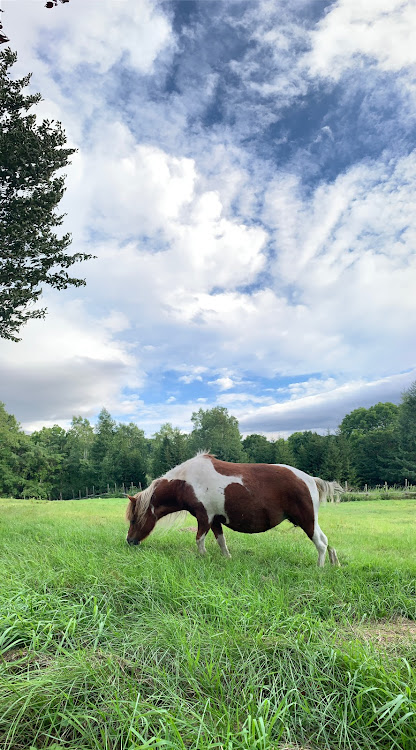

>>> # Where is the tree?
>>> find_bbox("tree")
[91,408,116,486]
[0,49,91,341]
[320,436,343,482]
[339,402,399,438]
[65,416,95,493]
[30,424,69,496]
[287,431,326,476]
[109,423,149,489]
[0,401,30,495]
[242,434,274,463]
[151,423,189,478]
[396,381,416,481]
[351,429,400,485]
[189,406,244,462]
[273,438,295,466]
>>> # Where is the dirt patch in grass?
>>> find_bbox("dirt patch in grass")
[1,648,53,669]
[342,617,416,645]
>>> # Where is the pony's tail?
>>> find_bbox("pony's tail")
[314,477,344,504]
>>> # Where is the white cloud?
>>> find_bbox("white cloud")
[177,366,208,385]
[208,376,235,391]
[307,1,416,79]
[3,0,172,76]
[264,151,416,377]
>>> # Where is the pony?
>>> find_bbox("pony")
[126,453,342,566]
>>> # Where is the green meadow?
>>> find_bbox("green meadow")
[0,497,415,750]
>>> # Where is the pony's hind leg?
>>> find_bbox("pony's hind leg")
[211,518,231,558]
[312,525,328,567]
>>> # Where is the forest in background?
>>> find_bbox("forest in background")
[1,381,416,499]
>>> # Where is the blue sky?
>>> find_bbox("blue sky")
[1,0,415,436]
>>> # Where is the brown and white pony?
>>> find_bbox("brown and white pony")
[126,453,342,566]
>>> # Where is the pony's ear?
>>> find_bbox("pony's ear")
[127,495,137,504]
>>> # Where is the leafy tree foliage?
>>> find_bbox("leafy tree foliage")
[396,382,416,481]
[0,49,91,341]
[189,406,244,462]
[242,434,274,463]
[109,423,149,488]
[339,402,399,438]
[0,401,30,495]
[150,423,190,478]
[273,437,296,466]
[287,431,327,476]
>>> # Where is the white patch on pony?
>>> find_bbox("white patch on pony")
[163,453,243,524]
[312,526,328,568]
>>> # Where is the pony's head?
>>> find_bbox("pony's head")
[126,481,159,545]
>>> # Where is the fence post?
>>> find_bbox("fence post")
[114,483,117,495]
[364,484,367,493]
[86,487,88,498]
[384,481,388,492]
[405,478,408,488]
[344,481,348,491]
[79,489,81,499]
[122,482,125,495]
[93,485,95,497]
[107,483,110,495]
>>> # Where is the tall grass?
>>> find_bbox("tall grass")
[0,497,415,749]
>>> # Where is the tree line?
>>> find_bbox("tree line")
[1,381,416,499]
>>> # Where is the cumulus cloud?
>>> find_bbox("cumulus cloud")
[307,0,416,79]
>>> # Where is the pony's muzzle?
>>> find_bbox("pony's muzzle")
[126,537,140,546]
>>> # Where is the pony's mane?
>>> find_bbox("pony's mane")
[126,478,161,525]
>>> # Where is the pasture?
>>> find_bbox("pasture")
[0,496,415,750]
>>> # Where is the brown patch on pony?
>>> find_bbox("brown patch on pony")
[210,457,315,538]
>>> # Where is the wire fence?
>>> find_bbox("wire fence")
[20,482,142,502]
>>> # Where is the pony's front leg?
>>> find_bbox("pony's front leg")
[211,518,231,558]
[195,513,210,556]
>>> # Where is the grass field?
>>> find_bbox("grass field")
[0,496,415,750]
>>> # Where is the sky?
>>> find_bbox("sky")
[0,0,415,438]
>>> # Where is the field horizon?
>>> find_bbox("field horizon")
[0,496,415,749]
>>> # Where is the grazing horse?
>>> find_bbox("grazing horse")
[126,453,341,566]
